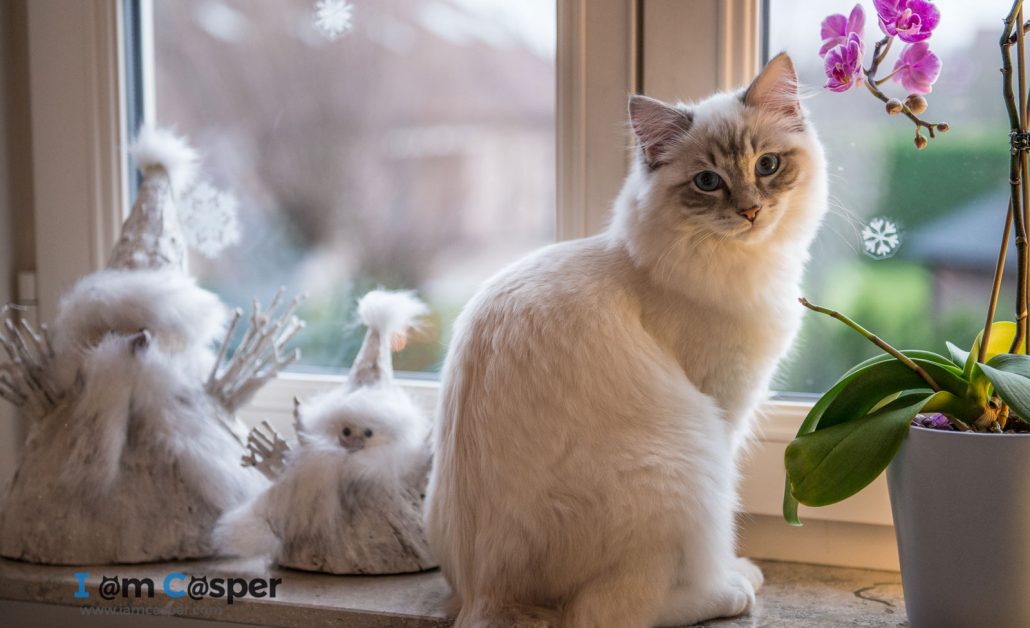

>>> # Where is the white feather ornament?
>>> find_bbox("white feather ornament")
[215,290,436,574]
[0,128,302,565]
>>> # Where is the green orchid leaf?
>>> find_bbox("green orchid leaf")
[785,393,929,508]
[978,362,1030,421]
[986,353,1030,378]
[965,322,1021,379]
[970,354,1030,407]
[784,378,858,525]
[819,359,966,431]
[783,360,890,526]
[908,350,968,374]
[946,341,970,369]
[842,350,962,379]
[782,356,964,526]
[920,390,983,423]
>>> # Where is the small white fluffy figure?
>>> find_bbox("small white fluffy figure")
[0,128,275,564]
[426,54,828,626]
[216,290,435,574]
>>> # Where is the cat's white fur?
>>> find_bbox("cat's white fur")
[425,54,827,627]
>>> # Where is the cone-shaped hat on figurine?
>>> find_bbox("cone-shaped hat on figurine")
[107,127,197,272]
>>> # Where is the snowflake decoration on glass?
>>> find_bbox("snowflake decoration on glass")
[861,217,902,260]
[179,180,241,259]
[314,0,353,40]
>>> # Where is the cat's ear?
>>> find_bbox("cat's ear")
[743,52,802,123]
[629,95,693,169]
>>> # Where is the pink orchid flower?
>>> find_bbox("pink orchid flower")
[820,4,866,57]
[892,42,942,94]
[873,0,940,43]
[824,33,865,93]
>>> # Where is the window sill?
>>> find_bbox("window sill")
[0,556,906,627]
[0,555,451,627]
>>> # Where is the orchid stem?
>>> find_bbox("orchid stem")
[980,199,1014,363]
[863,35,946,138]
[1001,0,1028,353]
[874,67,903,85]
[799,297,941,392]
[1018,5,1030,355]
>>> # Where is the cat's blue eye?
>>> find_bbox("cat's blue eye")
[755,153,780,176]
[343,427,352,436]
[364,429,373,438]
[694,171,722,192]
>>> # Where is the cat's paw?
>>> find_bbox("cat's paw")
[655,575,756,627]
[721,570,757,617]
[733,557,764,592]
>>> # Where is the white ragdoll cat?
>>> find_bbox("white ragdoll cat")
[425,54,827,627]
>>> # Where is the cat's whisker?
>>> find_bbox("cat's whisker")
[431,57,826,626]
[820,223,861,254]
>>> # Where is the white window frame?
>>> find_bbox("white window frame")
[21,0,899,570]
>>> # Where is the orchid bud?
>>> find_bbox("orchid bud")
[886,99,903,115]
[905,94,928,115]
[937,122,950,133]
[914,133,928,150]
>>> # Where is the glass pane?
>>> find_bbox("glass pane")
[153,0,556,374]
[768,0,1014,393]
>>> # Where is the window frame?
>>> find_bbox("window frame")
[21,0,898,568]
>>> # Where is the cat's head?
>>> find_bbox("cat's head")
[617,53,826,255]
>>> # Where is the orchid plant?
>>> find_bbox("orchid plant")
[820,1,948,148]
[784,0,1030,525]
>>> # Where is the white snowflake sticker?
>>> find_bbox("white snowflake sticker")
[180,180,241,259]
[314,0,353,40]
[861,217,902,260]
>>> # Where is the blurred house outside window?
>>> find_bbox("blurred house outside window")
[153,0,556,375]
[153,0,1012,396]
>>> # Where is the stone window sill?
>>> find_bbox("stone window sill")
[0,556,906,626]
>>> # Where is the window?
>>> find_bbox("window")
[148,0,556,375]
[768,0,1015,393]
[25,0,912,561]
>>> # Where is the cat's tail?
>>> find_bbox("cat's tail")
[212,496,279,557]
[346,290,428,390]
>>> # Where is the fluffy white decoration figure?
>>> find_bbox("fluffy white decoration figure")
[0,128,301,564]
[215,290,436,575]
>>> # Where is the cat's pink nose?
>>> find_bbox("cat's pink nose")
[738,205,761,223]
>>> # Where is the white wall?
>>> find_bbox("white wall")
[0,0,35,486]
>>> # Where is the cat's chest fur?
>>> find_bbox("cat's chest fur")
[640,281,801,422]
